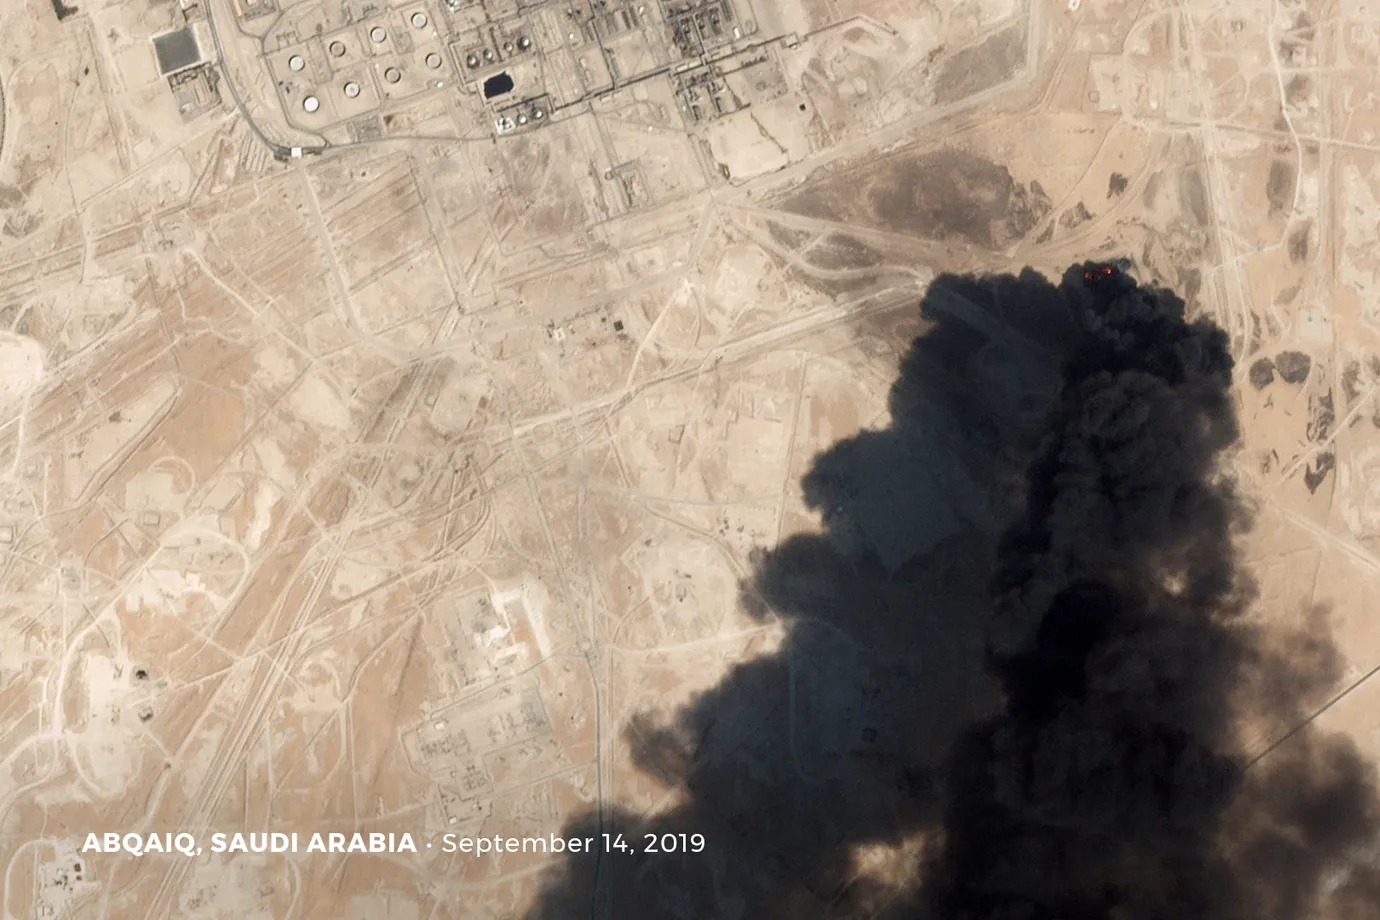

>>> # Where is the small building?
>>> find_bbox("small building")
[170,65,222,122]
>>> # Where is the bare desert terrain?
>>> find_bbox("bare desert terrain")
[1,0,1379,916]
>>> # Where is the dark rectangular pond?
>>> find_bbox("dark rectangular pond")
[483,72,514,99]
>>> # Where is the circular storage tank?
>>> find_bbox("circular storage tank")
[288,54,305,72]
[343,81,361,98]
[303,95,320,113]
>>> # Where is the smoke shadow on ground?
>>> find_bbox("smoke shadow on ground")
[520,266,1380,920]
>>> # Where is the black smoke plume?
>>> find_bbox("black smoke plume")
[922,265,1380,920]
[519,266,1380,920]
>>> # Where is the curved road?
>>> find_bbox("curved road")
[202,0,322,160]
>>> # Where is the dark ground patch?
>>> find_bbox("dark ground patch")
[785,266,889,298]
[777,145,1049,251]
[1107,172,1128,198]
[1276,349,1312,383]
[1142,173,1161,207]
[1249,357,1276,389]
[1304,451,1335,493]
[3,212,40,238]
[1306,390,1334,443]
[1180,167,1209,225]
[1288,224,1310,262]
[1177,264,1202,305]
[50,0,79,20]
[1267,160,1295,215]
[867,148,1050,249]
[932,24,1028,106]
[1286,74,1312,105]
[806,234,884,272]
[1057,201,1092,230]
[1342,361,1361,405]
[767,222,814,251]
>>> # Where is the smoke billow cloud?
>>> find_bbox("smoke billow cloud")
[521,265,1380,920]
[924,265,1380,920]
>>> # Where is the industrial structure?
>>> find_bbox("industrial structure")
[229,0,792,146]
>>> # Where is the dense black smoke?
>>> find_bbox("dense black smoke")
[921,265,1380,920]
[519,266,1380,920]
